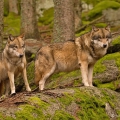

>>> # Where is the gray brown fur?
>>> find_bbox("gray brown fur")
[0,34,31,96]
[34,26,112,90]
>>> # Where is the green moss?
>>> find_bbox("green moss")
[112,36,120,45]
[28,96,48,108]
[16,104,45,120]
[94,52,120,74]
[97,80,120,90]
[52,110,75,120]
[98,82,116,90]
[53,88,115,120]
[4,12,21,35]
[0,113,14,120]
[58,93,74,106]
[83,1,120,20]
[73,88,110,120]
[94,58,106,74]
[15,96,49,120]
[38,7,54,27]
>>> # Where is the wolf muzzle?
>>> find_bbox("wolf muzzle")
[19,54,24,58]
[103,44,107,48]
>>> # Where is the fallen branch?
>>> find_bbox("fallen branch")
[76,16,104,33]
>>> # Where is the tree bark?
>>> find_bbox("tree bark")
[9,0,18,14]
[21,0,40,40]
[53,0,75,42]
[74,0,82,30]
[0,0,4,53]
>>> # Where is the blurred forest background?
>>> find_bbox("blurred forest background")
[2,0,120,46]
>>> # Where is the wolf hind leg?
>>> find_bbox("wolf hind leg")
[39,63,56,91]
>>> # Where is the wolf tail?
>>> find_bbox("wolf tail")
[0,81,4,96]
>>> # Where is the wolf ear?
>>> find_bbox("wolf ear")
[19,33,25,40]
[92,26,99,32]
[105,25,110,31]
[8,34,15,42]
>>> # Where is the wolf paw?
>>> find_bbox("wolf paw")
[10,93,16,97]
[26,87,31,92]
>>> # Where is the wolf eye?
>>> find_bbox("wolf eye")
[98,36,101,39]
[106,35,111,39]
[92,36,97,40]
[22,44,25,48]
[92,36,101,40]
[14,46,18,48]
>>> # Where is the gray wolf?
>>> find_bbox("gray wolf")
[0,34,31,96]
[34,26,112,91]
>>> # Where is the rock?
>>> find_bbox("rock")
[94,60,120,83]
[103,8,120,26]
[0,87,120,119]
[25,39,42,54]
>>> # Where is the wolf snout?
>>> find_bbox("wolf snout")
[103,44,107,48]
[19,54,23,58]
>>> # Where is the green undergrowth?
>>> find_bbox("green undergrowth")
[112,36,120,45]
[38,7,54,28]
[82,1,120,20]
[4,12,21,36]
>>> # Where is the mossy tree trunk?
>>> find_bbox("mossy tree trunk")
[9,0,18,14]
[53,0,75,42]
[74,0,82,30]
[0,0,4,53]
[21,0,40,40]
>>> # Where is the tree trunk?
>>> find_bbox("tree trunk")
[9,0,18,14]
[0,0,4,53]
[53,0,75,42]
[74,0,82,30]
[21,0,40,40]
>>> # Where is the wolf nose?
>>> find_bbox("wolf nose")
[103,44,107,48]
[19,54,23,58]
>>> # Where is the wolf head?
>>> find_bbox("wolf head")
[6,34,25,58]
[91,26,112,49]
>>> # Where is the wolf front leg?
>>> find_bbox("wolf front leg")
[8,71,16,94]
[88,64,94,87]
[22,68,31,92]
[4,79,10,96]
[80,61,89,86]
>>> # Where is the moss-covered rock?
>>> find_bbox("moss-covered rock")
[0,87,120,120]
[82,1,120,20]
